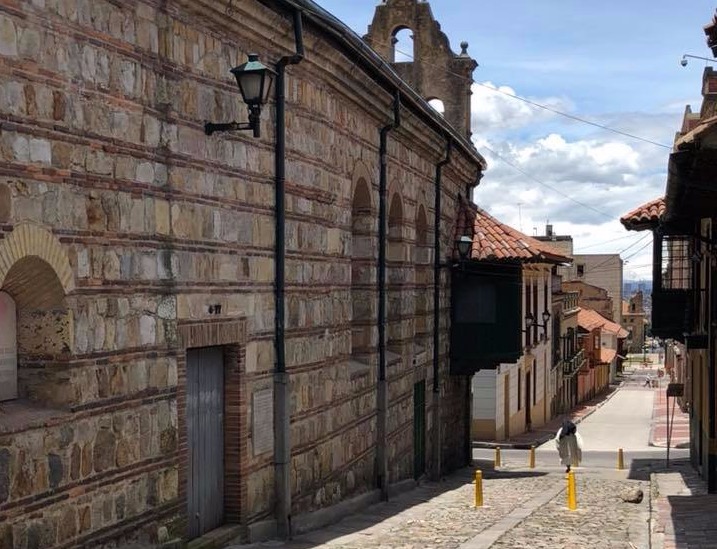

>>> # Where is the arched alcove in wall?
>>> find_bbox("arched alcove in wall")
[0,223,74,404]
[387,193,404,352]
[414,204,429,338]
[351,177,374,360]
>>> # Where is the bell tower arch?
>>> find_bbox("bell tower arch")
[365,0,477,138]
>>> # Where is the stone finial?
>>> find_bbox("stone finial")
[460,41,469,56]
[705,9,717,57]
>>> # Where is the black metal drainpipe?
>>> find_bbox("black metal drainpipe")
[431,137,451,481]
[377,90,401,501]
[274,9,304,539]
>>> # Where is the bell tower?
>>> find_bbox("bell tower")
[365,0,477,139]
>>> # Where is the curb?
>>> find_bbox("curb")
[472,383,623,450]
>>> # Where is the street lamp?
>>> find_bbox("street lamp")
[522,312,535,333]
[456,235,472,260]
[205,54,276,138]
[680,53,716,67]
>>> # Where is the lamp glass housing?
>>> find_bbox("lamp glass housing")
[542,310,551,326]
[524,312,534,331]
[231,54,274,106]
[457,235,472,259]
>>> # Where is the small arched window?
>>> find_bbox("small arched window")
[428,98,445,116]
[392,27,414,63]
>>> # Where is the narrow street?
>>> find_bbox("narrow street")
[229,368,683,549]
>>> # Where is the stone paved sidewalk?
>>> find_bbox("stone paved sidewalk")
[652,462,717,549]
[649,389,689,449]
[230,468,649,549]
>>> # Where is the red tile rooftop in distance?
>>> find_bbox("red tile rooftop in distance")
[453,198,571,264]
[620,197,665,231]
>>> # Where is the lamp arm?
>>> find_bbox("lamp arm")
[205,105,262,137]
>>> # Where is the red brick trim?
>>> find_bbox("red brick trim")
[176,318,248,540]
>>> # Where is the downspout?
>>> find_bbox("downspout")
[378,90,401,500]
[708,220,716,493]
[274,9,304,539]
[431,137,451,481]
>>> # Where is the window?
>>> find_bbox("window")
[594,335,600,350]
[532,362,537,405]
[517,370,521,410]
[577,264,585,277]
[525,282,532,347]
[532,280,538,342]
[428,98,445,116]
[392,27,414,63]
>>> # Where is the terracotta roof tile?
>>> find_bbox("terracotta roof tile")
[453,199,571,264]
[600,348,617,364]
[577,307,629,338]
[620,197,665,231]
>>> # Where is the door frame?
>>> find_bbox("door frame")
[503,374,510,440]
[177,320,248,540]
[525,370,532,429]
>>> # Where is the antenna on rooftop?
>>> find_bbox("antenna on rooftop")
[517,202,523,232]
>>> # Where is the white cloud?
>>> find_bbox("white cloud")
[469,80,675,282]
[471,81,572,133]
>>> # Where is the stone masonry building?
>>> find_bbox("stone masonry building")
[0,0,485,547]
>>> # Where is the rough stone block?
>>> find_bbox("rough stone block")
[0,448,9,503]
[0,14,17,57]
[48,453,63,489]
[93,429,116,473]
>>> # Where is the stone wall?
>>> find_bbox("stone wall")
[0,0,482,546]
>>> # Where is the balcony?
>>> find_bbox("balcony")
[450,262,522,375]
[562,349,585,378]
[652,290,692,341]
[563,291,579,312]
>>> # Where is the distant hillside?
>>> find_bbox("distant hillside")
[624,280,652,296]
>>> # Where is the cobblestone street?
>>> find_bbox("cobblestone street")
[231,468,649,549]
[490,473,649,549]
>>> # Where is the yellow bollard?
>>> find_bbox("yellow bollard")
[474,470,483,507]
[566,471,577,510]
[617,448,624,470]
[494,447,501,468]
[529,446,536,468]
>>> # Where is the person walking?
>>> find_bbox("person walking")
[555,419,583,473]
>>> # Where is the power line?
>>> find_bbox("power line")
[575,233,650,274]
[575,232,646,251]
[479,144,615,220]
[473,82,672,150]
[376,38,673,149]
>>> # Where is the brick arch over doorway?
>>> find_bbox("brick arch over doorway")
[0,223,75,305]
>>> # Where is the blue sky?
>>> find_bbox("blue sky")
[316,0,717,280]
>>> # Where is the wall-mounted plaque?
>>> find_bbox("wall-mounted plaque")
[252,389,274,456]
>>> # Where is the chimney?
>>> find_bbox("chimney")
[546,224,553,238]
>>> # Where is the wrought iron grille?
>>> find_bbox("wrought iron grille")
[660,236,693,290]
